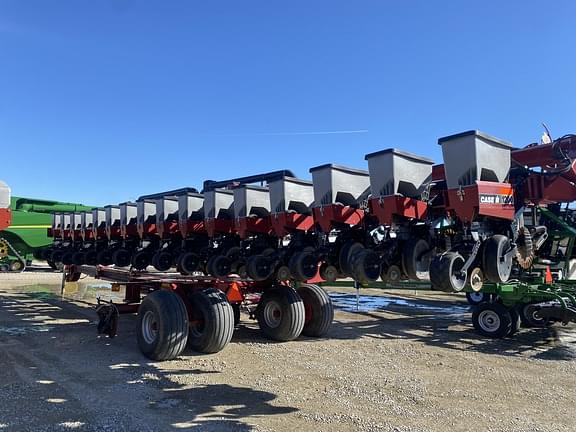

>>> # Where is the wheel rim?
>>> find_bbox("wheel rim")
[478,310,501,333]
[469,268,484,292]
[263,299,282,329]
[523,304,545,325]
[468,292,485,303]
[141,310,158,344]
[10,261,23,271]
[387,265,401,282]
[449,255,467,291]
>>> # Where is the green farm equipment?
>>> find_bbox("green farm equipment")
[0,196,93,272]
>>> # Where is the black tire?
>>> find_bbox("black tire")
[256,287,305,341]
[352,249,381,283]
[132,250,150,270]
[177,252,200,275]
[429,252,467,292]
[483,235,513,283]
[472,302,512,338]
[72,251,86,265]
[519,303,553,328]
[207,255,231,278]
[84,249,98,266]
[381,264,402,283]
[297,284,334,337]
[319,263,338,282]
[288,251,318,282]
[61,250,75,266]
[112,248,132,267]
[246,255,275,281]
[465,292,492,306]
[402,238,431,280]
[338,242,364,276]
[137,290,189,361]
[51,249,64,264]
[47,259,59,270]
[97,249,113,266]
[9,260,24,272]
[187,288,234,353]
[152,251,173,272]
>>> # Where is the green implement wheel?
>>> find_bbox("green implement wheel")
[472,302,513,338]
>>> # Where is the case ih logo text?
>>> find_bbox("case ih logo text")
[479,194,514,205]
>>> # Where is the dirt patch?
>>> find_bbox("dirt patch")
[0,277,575,431]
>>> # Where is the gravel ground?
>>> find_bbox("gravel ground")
[0,272,575,431]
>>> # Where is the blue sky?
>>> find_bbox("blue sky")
[0,1,574,206]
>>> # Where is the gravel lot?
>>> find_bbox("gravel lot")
[1,272,575,432]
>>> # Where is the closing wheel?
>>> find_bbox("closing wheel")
[352,249,381,283]
[50,249,64,264]
[429,252,467,292]
[97,249,113,266]
[472,302,513,338]
[256,287,305,341]
[246,255,275,281]
[177,252,200,275]
[187,288,234,353]
[338,242,364,276]
[207,255,231,278]
[483,235,513,283]
[381,264,402,283]
[72,251,86,265]
[402,238,431,280]
[112,248,131,267]
[137,290,189,361]
[289,251,318,282]
[468,267,484,292]
[519,303,552,328]
[61,251,75,266]
[276,265,291,281]
[465,292,492,306]
[132,250,150,270]
[297,284,334,337]
[9,260,24,272]
[152,251,173,272]
[319,263,338,282]
[84,249,98,266]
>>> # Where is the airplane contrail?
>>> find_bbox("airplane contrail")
[211,129,369,137]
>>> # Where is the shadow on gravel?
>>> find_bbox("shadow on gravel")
[0,287,298,431]
[323,292,576,361]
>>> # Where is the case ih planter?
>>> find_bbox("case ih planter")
[175,191,209,275]
[49,129,576,347]
[308,163,378,283]
[365,148,435,283]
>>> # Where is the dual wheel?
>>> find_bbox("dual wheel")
[136,284,334,361]
[470,300,552,339]
[430,235,513,292]
[472,302,521,338]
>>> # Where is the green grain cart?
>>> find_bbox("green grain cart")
[0,196,93,271]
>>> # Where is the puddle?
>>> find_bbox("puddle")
[0,325,54,336]
[328,292,469,316]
